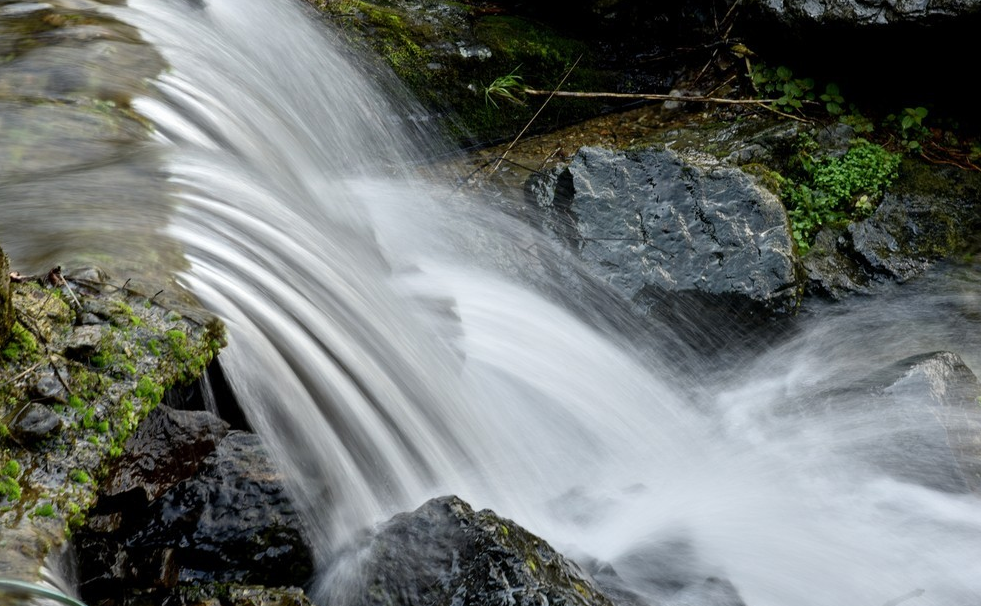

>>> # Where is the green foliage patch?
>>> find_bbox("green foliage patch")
[778,138,902,253]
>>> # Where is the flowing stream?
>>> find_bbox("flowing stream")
[2,1,981,605]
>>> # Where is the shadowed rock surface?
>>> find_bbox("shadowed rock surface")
[330,495,614,606]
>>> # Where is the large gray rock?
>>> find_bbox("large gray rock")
[751,0,981,25]
[533,146,800,318]
[329,495,614,606]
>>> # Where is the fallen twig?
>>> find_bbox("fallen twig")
[491,54,583,175]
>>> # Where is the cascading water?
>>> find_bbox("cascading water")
[2,0,981,605]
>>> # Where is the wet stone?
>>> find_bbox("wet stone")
[65,324,103,360]
[11,402,62,441]
[33,371,66,401]
[101,404,229,504]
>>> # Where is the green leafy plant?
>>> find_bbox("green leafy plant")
[780,138,902,253]
[750,64,816,114]
[819,83,844,116]
[885,106,930,153]
[484,67,526,108]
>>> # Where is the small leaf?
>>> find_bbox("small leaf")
[777,65,792,80]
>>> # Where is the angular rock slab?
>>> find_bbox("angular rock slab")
[539,146,799,317]
[331,495,614,606]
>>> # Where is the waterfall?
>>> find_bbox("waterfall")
[2,0,981,605]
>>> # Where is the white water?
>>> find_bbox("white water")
[7,0,981,605]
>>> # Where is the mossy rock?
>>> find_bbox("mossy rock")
[0,268,224,586]
[310,0,616,145]
[0,247,11,346]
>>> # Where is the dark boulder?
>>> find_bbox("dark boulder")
[530,146,800,319]
[100,404,230,505]
[77,431,313,603]
[329,495,613,606]
[131,431,312,586]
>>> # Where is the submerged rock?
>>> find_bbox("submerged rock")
[332,495,613,606]
[531,146,800,318]
[872,351,981,492]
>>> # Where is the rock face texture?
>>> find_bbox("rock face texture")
[531,146,800,318]
[331,495,614,606]
[77,426,313,604]
[751,0,981,25]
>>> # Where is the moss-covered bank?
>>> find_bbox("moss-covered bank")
[0,261,224,586]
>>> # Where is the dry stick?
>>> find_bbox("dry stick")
[523,89,813,122]
[491,54,583,175]
[523,89,782,104]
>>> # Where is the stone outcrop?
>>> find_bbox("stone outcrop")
[331,495,614,606]
[529,146,800,318]
[0,268,225,588]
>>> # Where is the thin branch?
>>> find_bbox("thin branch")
[491,54,583,174]
[523,88,786,105]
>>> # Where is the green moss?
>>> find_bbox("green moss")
[69,469,90,484]
[135,375,164,407]
[2,459,20,476]
[0,476,21,502]
[34,502,54,517]
[2,322,40,362]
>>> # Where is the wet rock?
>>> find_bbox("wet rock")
[65,325,104,360]
[832,351,981,492]
[876,351,981,492]
[10,402,63,441]
[805,162,981,299]
[33,370,67,402]
[100,404,229,504]
[532,146,800,317]
[332,495,613,606]
[77,431,312,601]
